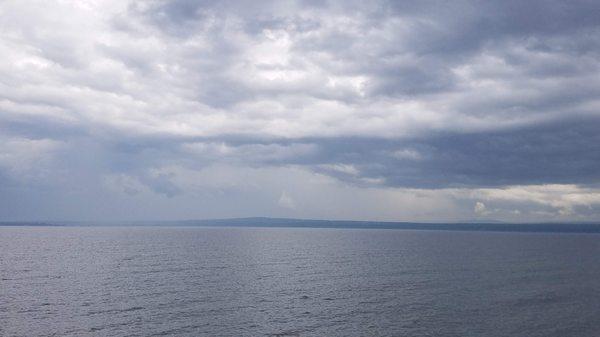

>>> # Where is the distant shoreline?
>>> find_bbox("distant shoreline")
[2,217,600,233]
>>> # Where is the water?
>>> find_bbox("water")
[1,226,599,337]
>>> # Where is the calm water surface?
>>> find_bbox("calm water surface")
[1,226,599,336]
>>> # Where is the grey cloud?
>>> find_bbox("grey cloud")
[125,0,600,109]
[84,115,600,189]
[296,118,600,188]
[2,0,600,221]
[141,172,182,197]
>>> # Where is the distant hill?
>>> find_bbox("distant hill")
[3,217,600,233]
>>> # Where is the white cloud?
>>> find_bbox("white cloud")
[319,164,359,176]
[471,185,600,216]
[278,191,296,210]
[391,148,422,160]
[474,201,488,215]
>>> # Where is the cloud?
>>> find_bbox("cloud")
[474,202,488,215]
[470,184,600,218]
[278,191,296,210]
[0,136,65,184]
[1,0,600,221]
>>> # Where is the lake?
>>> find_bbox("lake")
[1,226,599,336]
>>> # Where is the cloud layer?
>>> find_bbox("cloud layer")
[1,0,600,221]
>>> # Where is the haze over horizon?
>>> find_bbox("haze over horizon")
[2,0,600,222]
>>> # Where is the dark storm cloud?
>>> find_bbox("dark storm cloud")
[328,117,600,188]
[177,117,600,189]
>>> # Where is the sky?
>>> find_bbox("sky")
[1,0,600,222]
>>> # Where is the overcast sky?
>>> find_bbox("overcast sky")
[1,0,600,222]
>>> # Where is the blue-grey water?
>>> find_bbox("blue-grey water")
[1,226,599,337]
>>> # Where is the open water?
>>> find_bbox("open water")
[1,226,599,336]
